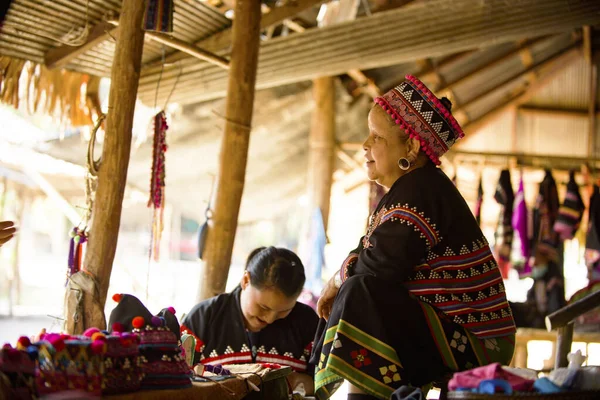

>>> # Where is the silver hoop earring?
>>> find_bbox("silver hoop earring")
[398,157,411,171]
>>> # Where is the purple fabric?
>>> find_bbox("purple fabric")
[512,177,530,276]
[448,363,534,392]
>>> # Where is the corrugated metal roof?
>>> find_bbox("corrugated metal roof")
[136,0,600,106]
[463,77,526,122]
[454,112,514,153]
[525,57,591,110]
[516,112,588,156]
[0,0,230,73]
[438,42,517,85]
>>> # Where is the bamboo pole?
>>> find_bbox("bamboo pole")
[67,0,146,333]
[308,77,336,230]
[199,0,262,301]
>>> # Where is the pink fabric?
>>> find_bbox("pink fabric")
[448,363,534,392]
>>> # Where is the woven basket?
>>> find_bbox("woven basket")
[448,390,600,400]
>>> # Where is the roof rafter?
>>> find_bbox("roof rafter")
[143,0,327,71]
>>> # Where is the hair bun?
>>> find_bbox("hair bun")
[440,97,453,112]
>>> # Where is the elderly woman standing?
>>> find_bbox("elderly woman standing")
[312,76,516,400]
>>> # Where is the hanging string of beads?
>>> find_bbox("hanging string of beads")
[148,111,168,261]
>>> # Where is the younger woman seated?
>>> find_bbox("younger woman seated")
[181,246,318,394]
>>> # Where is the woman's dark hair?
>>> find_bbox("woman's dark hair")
[439,96,453,112]
[245,246,306,298]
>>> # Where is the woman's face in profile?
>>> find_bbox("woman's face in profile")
[240,272,298,332]
[363,106,407,188]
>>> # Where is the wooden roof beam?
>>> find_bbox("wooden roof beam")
[585,26,599,157]
[44,21,117,70]
[455,47,581,139]
[106,18,229,69]
[383,50,476,93]
[436,36,551,95]
[144,0,327,70]
[518,105,597,118]
[453,43,581,114]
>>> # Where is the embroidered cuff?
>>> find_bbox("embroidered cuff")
[338,253,358,287]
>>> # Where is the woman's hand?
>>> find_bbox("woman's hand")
[317,275,339,321]
[286,371,314,395]
[0,221,16,247]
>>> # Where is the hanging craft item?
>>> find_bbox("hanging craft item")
[148,111,169,262]
[198,175,215,260]
[65,114,103,284]
[493,169,515,279]
[67,228,88,283]
[585,185,600,280]
[474,175,484,226]
[512,174,530,277]
[532,169,560,262]
[145,0,174,33]
[554,170,585,241]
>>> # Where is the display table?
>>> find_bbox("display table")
[105,365,292,400]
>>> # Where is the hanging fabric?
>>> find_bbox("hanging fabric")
[512,174,530,277]
[148,111,168,262]
[474,175,484,226]
[66,228,88,285]
[197,175,215,260]
[494,169,515,279]
[144,0,174,33]
[554,170,585,241]
[532,169,560,262]
[585,185,600,280]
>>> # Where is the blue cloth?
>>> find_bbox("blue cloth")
[534,377,563,393]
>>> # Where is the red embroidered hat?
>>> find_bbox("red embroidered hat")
[374,75,465,165]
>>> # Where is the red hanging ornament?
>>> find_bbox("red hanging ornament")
[148,111,168,261]
[65,227,88,285]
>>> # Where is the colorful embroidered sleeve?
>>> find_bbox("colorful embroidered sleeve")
[353,201,441,283]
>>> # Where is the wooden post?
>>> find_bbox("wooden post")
[308,77,336,231]
[588,56,598,158]
[555,324,574,368]
[199,0,262,301]
[66,0,146,333]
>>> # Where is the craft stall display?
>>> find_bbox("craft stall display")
[0,294,293,399]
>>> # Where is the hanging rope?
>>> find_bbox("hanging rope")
[65,114,103,285]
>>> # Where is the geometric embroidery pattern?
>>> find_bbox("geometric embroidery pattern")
[406,241,516,339]
[363,203,441,249]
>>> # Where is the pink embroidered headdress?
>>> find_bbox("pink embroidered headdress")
[374,75,465,165]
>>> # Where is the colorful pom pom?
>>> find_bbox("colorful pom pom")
[151,316,162,327]
[17,336,31,349]
[167,306,176,315]
[111,322,125,333]
[132,316,145,329]
[90,340,106,354]
[50,338,65,352]
[112,293,123,303]
[83,327,100,337]
[91,332,106,342]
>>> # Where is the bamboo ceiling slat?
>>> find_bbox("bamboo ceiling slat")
[137,0,600,106]
[1,0,230,75]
